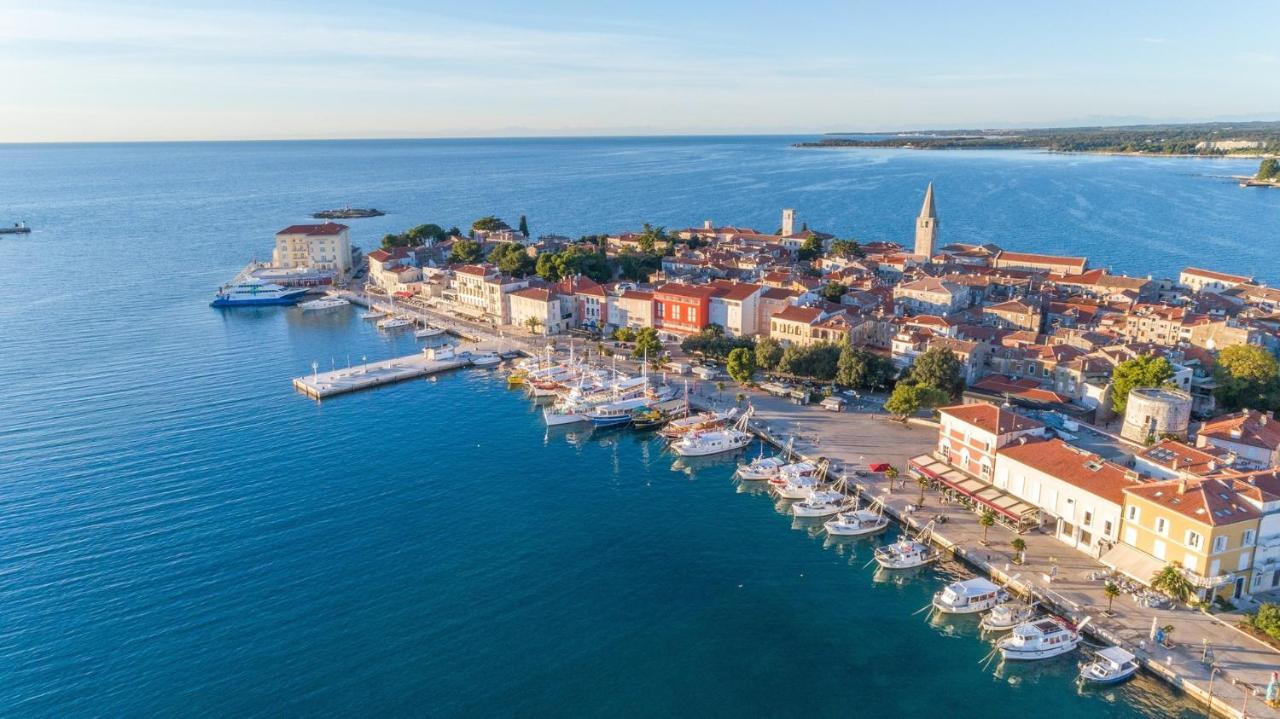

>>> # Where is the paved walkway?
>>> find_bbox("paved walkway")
[694,382,1280,719]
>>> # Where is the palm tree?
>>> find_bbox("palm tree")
[1010,537,1027,564]
[979,508,996,545]
[715,381,726,403]
[916,475,930,504]
[1151,564,1196,605]
[524,316,542,335]
[735,392,746,405]
[1103,581,1121,612]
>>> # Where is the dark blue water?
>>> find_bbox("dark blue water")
[2,136,1263,716]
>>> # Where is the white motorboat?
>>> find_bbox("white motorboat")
[791,489,854,517]
[767,461,819,489]
[469,351,502,368]
[824,507,889,535]
[874,537,939,569]
[773,472,822,500]
[980,601,1038,633]
[1078,646,1138,685]
[932,578,1008,614]
[735,455,788,481]
[377,316,414,330]
[998,616,1086,661]
[360,308,387,320]
[670,409,753,457]
[416,325,446,339]
[299,297,350,310]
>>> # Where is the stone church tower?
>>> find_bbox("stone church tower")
[914,182,938,258]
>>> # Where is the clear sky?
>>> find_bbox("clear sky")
[2,0,1279,142]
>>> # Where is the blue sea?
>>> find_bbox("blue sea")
[2,136,1274,717]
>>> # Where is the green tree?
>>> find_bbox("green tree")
[448,239,483,264]
[917,474,930,504]
[1214,344,1280,412]
[828,239,865,258]
[978,508,996,544]
[1111,354,1175,414]
[535,252,561,281]
[631,327,662,361]
[518,214,529,237]
[1257,158,1280,181]
[1011,537,1027,564]
[616,251,661,282]
[755,337,784,372]
[796,234,823,261]
[884,382,949,419]
[680,325,753,360]
[488,242,534,277]
[471,215,504,232]
[1246,602,1280,642]
[524,316,542,335]
[612,326,636,342]
[555,245,612,283]
[909,347,965,398]
[727,347,756,384]
[778,343,841,380]
[1151,564,1196,604]
[636,223,666,254]
[818,281,848,303]
[1104,581,1120,612]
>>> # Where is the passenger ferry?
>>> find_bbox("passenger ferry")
[210,278,308,307]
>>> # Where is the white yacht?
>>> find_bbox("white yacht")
[210,278,307,307]
[670,409,753,457]
[415,325,446,339]
[773,472,823,500]
[932,578,1008,614]
[998,617,1086,661]
[980,601,1038,633]
[874,536,939,569]
[360,308,387,320]
[299,297,350,310]
[791,489,854,517]
[1079,646,1138,685]
[824,507,889,535]
[767,461,819,489]
[468,351,502,368]
[377,316,414,330]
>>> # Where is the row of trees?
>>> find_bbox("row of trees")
[381,223,457,249]
[1256,158,1279,181]
[679,325,754,360]
[884,348,966,418]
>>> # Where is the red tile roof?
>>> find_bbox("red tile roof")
[939,404,1045,435]
[1199,410,1280,451]
[1124,478,1260,527]
[276,223,348,236]
[998,439,1138,505]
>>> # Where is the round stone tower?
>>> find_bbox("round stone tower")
[1121,387,1192,444]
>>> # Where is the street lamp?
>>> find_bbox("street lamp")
[1232,678,1259,718]
[1206,665,1220,719]
[311,361,318,381]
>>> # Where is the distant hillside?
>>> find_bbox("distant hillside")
[796,121,1280,155]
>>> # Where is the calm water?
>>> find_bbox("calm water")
[2,136,1271,716]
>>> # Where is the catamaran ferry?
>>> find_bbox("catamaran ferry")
[210,278,308,307]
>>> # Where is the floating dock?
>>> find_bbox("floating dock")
[293,352,470,399]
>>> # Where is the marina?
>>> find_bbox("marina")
[292,350,472,399]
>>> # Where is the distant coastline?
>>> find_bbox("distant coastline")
[796,120,1280,158]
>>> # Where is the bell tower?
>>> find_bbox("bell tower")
[914,182,938,258]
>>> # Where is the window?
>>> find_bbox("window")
[1239,551,1252,572]
[1186,531,1203,550]
[1155,517,1168,536]
[1213,536,1228,553]
[1244,530,1256,546]
[1103,520,1113,537]
[1082,510,1093,527]
[1127,505,1140,522]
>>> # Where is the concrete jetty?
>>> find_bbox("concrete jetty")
[293,351,469,399]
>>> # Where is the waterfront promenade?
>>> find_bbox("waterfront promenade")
[696,383,1280,718]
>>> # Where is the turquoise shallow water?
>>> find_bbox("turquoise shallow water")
[2,136,1271,716]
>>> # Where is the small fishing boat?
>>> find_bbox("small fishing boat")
[1079,646,1138,685]
[874,536,939,569]
[735,455,788,481]
[980,601,1038,633]
[299,297,350,310]
[416,325,446,339]
[824,507,889,535]
[932,578,1008,615]
[631,407,674,431]
[791,488,854,517]
[998,616,1086,661]
[767,461,819,489]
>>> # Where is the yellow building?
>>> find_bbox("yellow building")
[1116,478,1260,602]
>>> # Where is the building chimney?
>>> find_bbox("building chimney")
[703,220,713,230]
[1177,478,1188,494]
[781,209,795,237]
